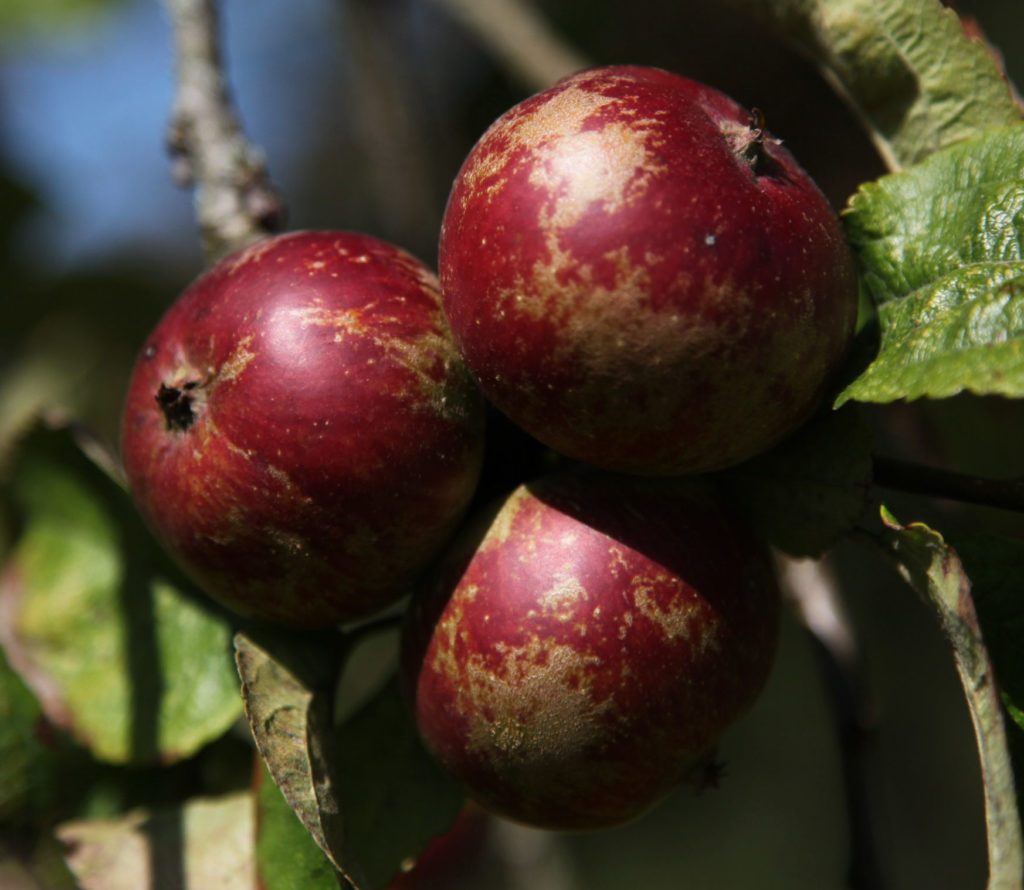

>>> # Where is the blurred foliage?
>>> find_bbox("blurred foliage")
[58,791,255,889]
[2,422,242,765]
[0,0,128,50]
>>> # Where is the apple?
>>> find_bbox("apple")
[402,472,780,830]
[120,230,485,627]
[439,65,858,475]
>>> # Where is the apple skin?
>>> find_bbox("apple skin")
[439,65,858,475]
[120,230,485,627]
[402,472,780,831]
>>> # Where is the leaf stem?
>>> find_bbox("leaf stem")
[873,456,1024,514]
[162,0,284,263]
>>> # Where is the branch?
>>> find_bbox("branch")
[873,457,1024,515]
[427,0,591,93]
[163,0,284,264]
[779,555,888,890]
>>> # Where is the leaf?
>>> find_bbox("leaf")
[234,630,348,877]
[718,404,873,557]
[0,421,242,764]
[0,0,129,48]
[254,760,344,890]
[332,676,465,890]
[839,124,1024,405]
[953,534,1024,734]
[238,630,465,890]
[57,792,255,890]
[0,645,55,822]
[726,0,1022,170]
[0,833,78,890]
[875,509,1023,883]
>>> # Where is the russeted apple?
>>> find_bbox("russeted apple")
[402,472,780,831]
[439,65,858,475]
[120,230,485,627]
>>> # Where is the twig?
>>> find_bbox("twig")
[427,0,591,93]
[779,555,888,890]
[163,0,284,264]
[873,456,1024,515]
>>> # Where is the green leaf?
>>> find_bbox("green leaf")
[726,0,1022,170]
[0,421,242,764]
[57,792,255,890]
[255,760,343,890]
[0,0,128,49]
[839,124,1024,405]
[238,630,465,890]
[718,404,873,557]
[0,646,55,822]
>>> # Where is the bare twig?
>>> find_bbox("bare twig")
[163,0,284,264]
[873,456,1024,515]
[427,0,591,92]
[779,555,888,890]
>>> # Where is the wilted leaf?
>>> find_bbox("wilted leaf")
[0,421,242,764]
[839,124,1024,405]
[239,629,466,890]
[718,404,873,557]
[726,0,1022,170]
[0,834,78,890]
[57,792,254,890]
[254,760,344,890]
[234,630,348,876]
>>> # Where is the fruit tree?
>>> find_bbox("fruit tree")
[2,1,1024,888]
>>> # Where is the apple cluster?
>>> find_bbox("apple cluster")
[121,65,857,830]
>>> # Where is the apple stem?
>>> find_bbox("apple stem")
[873,456,1024,514]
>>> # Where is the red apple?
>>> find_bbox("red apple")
[439,65,858,475]
[120,230,485,627]
[402,472,780,830]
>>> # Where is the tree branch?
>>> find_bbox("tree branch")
[873,456,1024,515]
[163,0,284,264]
